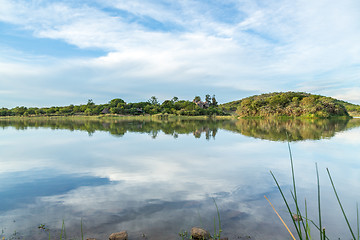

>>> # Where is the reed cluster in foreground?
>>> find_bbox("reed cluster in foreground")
[267,142,359,240]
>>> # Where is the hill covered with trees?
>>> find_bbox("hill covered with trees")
[225,92,355,118]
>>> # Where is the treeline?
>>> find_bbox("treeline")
[0,95,227,117]
[236,92,350,118]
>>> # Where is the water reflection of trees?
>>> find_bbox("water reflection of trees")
[0,117,359,141]
[0,119,220,140]
[222,118,360,141]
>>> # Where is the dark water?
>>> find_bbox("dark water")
[0,118,359,239]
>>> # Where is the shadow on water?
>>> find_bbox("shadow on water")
[1,117,360,141]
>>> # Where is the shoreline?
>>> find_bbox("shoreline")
[0,114,236,121]
[0,112,357,121]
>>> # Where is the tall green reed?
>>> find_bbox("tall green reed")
[212,198,222,240]
[268,142,359,240]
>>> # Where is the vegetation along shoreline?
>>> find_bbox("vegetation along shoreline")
[1,92,360,119]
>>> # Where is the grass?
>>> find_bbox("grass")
[267,142,360,240]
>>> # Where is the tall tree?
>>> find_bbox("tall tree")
[87,99,95,106]
[149,96,159,105]
[211,95,218,106]
[193,96,201,102]
[205,94,211,103]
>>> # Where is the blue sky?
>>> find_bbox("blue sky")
[1,0,360,107]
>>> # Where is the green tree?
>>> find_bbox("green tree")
[161,100,174,113]
[87,99,95,106]
[205,94,211,103]
[46,107,57,115]
[193,96,201,102]
[13,106,27,116]
[149,96,159,105]
[35,108,45,115]
[84,108,92,115]
[211,95,218,107]
[0,108,10,116]
[109,98,126,108]
[171,96,179,103]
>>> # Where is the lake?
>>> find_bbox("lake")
[0,117,360,240]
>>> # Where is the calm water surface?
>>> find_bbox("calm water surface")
[0,118,359,240]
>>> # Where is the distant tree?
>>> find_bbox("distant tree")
[161,100,175,114]
[193,96,201,102]
[73,105,81,113]
[13,106,27,116]
[25,108,36,115]
[92,105,103,115]
[87,99,95,106]
[211,95,218,107]
[0,108,10,116]
[205,94,211,103]
[59,106,73,115]
[148,96,159,105]
[162,100,174,108]
[79,104,88,112]
[35,108,45,115]
[46,107,57,115]
[171,96,179,103]
[109,98,126,108]
[84,108,92,115]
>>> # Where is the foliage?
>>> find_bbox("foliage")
[335,100,360,116]
[236,92,350,118]
[219,100,242,113]
[0,95,227,117]
[1,92,358,118]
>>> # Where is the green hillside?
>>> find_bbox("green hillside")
[221,92,357,118]
[334,99,360,116]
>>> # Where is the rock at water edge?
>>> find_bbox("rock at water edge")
[109,231,128,240]
[191,227,210,240]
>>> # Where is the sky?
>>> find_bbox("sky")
[1,0,360,108]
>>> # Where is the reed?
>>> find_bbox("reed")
[60,220,66,240]
[212,198,222,240]
[326,168,358,239]
[268,143,360,240]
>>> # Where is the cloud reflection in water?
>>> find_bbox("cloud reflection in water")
[0,119,359,239]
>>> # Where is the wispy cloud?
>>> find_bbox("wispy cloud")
[0,0,360,107]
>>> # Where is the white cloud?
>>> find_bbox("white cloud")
[332,87,360,103]
[1,0,360,106]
